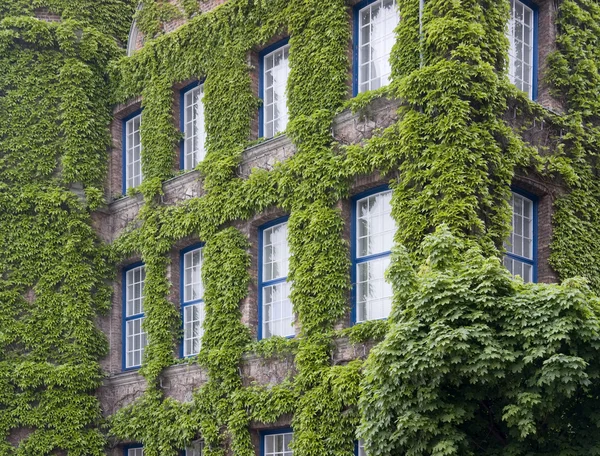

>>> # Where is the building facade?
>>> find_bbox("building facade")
[99,0,563,454]
[1,0,599,454]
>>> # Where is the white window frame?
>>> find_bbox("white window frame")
[356,0,399,94]
[262,43,290,139]
[182,246,205,357]
[507,0,536,99]
[354,189,395,323]
[504,191,537,283]
[263,431,293,456]
[124,113,142,191]
[182,83,207,170]
[259,220,293,339]
[124,264,147,370]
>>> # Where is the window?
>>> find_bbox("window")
[507,0,537,99]
[181,83,207,170]
[186,440,204,456]
[504,191,537,282]
[354,0,399,94]
[352,188,394,323]
[123,112,143,192]
[125,446,143,456]
[261,40,290,138]
[259,219,293,339]
[262,431,293,456]
[123,264,147,370]
[126,3,143,57]
[181,245,205,357]
[357,441,366,456]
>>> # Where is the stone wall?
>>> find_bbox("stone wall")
[33,8,61,22]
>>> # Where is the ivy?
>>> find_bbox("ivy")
[134,0,184,38]
[359,226,600,455]
[546,0,600,292]
[0,6,130,453]
[0,0,135,43]
[248,336,299,360]
[4,0,600,454]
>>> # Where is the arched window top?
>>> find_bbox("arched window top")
[127,20,140,56]
[126,3,143,57]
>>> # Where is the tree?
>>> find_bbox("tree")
[359,226,600,455]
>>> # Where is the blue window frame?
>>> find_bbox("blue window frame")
[122,262,147,371]
[180,81,207,170]
[351,186,395,324]
[124,444,143,456]
[180,244,205,357]
[259,38,290,139]
[122,110,143,194]
[504,189,538,283]
[260,429,293,456]
[258,217,293,340]
[507,0,538,100]
[353,0,400,96]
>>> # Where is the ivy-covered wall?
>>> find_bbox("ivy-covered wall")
[2,0,600,454]
[0,1,134,455]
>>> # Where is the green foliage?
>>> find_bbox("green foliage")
[139,79,182,198]
[338,320,389,345]
[110,390,195,456]
[3,0,600,454]
[389,0,523,255]
[136,0,183,38]
[0,6,127,454]
[545,0,600,292]
[360,226,600,455]
[108,0,357,451]
[108,0,600,452]
[248,336,299,360]
[0,0,135,43]
[291,360,362,456]
[186,228,253,456]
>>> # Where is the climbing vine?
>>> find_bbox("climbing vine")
[360,226,600,455]
[3,0,600,454]
[546,0,600,292]
[0,3,132,455]
[105,0,529,454]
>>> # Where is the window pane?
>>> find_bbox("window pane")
[125,316,147,368]
[186,441,204,456]
[507,0,535,99]
[505,193,533,260]
[262,282,293,338]
[263,45,290,138]
[264,433,293,456]
[183,85,206,169]
[504,192,535,282]
[125,114,142,190]
[183,303,205,356]
[183,248,203,303]
[126,266,145,317]
[503,256,533,283]
[356,256,393,322]
[262,223,289,281]
[266,435,274,454]
[358,441,367,456]
[357,0,399,93]
[356,191,394,258]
